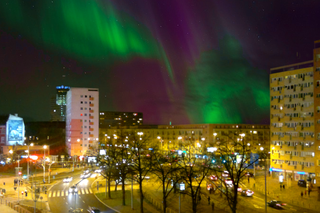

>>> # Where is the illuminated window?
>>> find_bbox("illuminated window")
[80,114,83,116]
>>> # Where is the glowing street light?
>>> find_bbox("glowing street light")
[260,147,264,151]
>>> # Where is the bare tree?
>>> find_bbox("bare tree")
[210,133,259,213]
[99,136,117,199]
[179,150,213,213]
[151,151,181,213]
[128,131,153,213]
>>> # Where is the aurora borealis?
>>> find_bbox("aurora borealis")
[1,0,320,124]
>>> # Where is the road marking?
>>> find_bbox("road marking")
[81,189,85,194]
[253,204,263,209]
[83,200,85,203]
[66,191,68,196]
[48,192,52,198]
[61,190,64,197]
[254,196,264,201]
[85,188,89,194]
[89,188,92,194]
[57,190,60,197]
[53,191,56,197]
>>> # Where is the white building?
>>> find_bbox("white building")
[66,88,99,157]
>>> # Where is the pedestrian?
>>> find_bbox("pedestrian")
[305,190,307,196]
[208,196,210,205]
[283,185,285,190]
[301,191,303,197]
[212,202,215,211]
[3,182,5,186]
[248,177,250,183]
[308,190,311,196]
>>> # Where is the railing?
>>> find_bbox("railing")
[0,199,32,213]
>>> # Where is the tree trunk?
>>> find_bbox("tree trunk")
[163,180,166,213]
[108,176,111,199]
[115,182,118,191]
[139,181,144,213]
[192,195,197,213]
[122,180,126,205]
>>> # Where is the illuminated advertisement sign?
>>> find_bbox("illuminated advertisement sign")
[6,114,25,145]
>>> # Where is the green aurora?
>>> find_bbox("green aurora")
[0,0,174,79]
[185,36,269,124]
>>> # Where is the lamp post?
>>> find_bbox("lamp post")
[201,137,205,153]
[178,136,182,151]
[157,136,162,151]
[213,133,217,145]
[43,145,47,183]
[48,161,55,184]
[27,143,34,181]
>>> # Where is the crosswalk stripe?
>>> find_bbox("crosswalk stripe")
[81,189,85,194]
[49,188,93,197]
[85,188,89,194]
[61,191,64,196]
[66,191,68,196]
[57,190,60,197]
[89,189,92,194]
[53,191,56,197]
[49,192,52,198]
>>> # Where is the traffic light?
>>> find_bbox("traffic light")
[18,171,22,176]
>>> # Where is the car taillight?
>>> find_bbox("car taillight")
[276,204,281,206]
[282,203,286,206]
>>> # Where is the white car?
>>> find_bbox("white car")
[81,173,91,179]
[94,169,102,173]
[69,185,78,193]
[63,177,73,183]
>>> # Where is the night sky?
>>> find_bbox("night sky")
[1,0,320,125]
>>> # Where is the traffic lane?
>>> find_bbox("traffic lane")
[74,193,116,213]
[49,196,71,213]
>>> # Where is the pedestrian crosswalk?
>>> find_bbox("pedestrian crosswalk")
[48,188,93,198]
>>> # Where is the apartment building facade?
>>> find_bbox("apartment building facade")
[100,123,269,157]
[270,42,320,184]
[66,88,99,157]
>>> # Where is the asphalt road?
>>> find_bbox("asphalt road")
[48,170,116,213]
[209,178,318,213]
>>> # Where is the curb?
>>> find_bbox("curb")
[91,178,120,213]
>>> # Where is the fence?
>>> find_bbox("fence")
[143,190,177,213]
[253,185,320,211]
[0,198,32,213]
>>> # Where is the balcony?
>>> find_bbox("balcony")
[89,97,94,100]
[89,110,94,113]
[89,122,94,125]
[89,128,94,131]
[89,116,94,119]
[90,104,94,107]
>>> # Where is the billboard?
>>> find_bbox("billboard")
[6,114,25,145]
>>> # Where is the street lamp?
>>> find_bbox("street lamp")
[27,143,34,181]
[157,136,162,151]
[48,161,55,184]
[178,136,182,150]
[43,145,47,183]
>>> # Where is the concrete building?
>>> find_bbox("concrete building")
[99,111,143,127]
[100,123,269,158]
[51,86,70,121]
[66,88,99,157]
[270,41,320,184]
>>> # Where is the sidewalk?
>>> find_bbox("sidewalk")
[0,203,19,213]
[92,177,160,213]
[247,175,320,211]
[0,167,83,212]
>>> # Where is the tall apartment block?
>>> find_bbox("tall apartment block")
[99,111,143,127]
[66,88,99,157]
[270,41,320,184]
[51,85,70,121]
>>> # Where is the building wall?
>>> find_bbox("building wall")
[270,61,317,182]
[99,111,143,127]
[66,88,99,157]
[100,124,269,155]
[0,125,6,154]
[313,41,320,182]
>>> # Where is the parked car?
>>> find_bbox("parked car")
[298,180,307,187]
[241,189,254,197]
[210,175,218,181]
[245,172,254,177]
[267,200,286,209]
[63,177,73,183]
[87,206,101,213]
